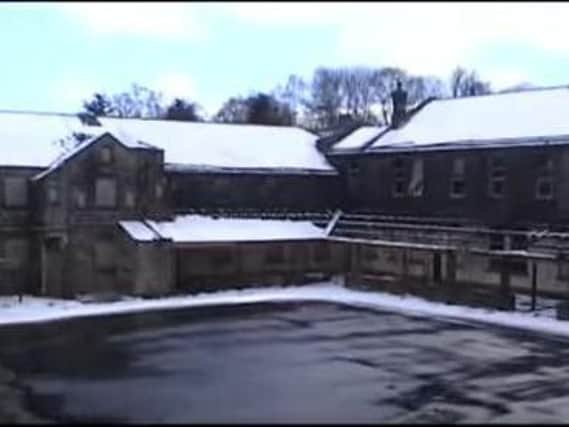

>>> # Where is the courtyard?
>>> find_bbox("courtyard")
[2,292,569,423]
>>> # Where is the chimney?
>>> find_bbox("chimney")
[390,80,407,129]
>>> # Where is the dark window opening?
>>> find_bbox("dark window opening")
[536,177,553,200]
[490,179,505,198]
[488,155,506,198]
[450,158,466,198]
[488,233,528,276]
[393,180,406,197]
[489,233,504,250]
[558,256,569,281]
[450,179,465,198]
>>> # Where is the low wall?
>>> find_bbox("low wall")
[341,242,569,310]
[175,240,346,292]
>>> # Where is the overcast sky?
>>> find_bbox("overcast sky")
[2,2,569,117]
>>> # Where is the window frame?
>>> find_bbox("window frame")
[99,146,114,165]
[3,176,28,208]
[535,158,554,201]
[488,156,506,199]
[391,157,407,198]
[95,177,118,208]
[449,157,466,199]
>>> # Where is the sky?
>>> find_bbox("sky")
[3,1,569,118]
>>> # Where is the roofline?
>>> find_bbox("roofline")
[0,109,317,133]
[171,237,327,246]
[425,84,569,104]
[101,115,314,132]
[164,163,338,176]
[329,135,569,156]
[0,108,83,117]
[32,131,126,181]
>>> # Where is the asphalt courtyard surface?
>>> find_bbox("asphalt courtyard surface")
[2,301,569,423]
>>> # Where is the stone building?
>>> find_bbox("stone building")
[0,111,340,298]
[323,86,569,304]
[7,86,569,305]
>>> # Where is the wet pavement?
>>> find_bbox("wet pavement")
[2,301,569,423]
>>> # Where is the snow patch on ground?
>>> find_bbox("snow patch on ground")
[1,281,569,339]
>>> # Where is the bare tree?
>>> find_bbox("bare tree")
[164,98,203,122]
[82,83,165,118]
[83,93,115,117]
[307,67,344,130]
[450,66,492,98]
[111,84,165,118]
[213,97,250,124]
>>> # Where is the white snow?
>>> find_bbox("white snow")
[2,282,569,341]
[119,221,160,242]
[0,111,333,172]
[370,87,569,151]
[0,112,90,167]
[333,126,386,150]
[32,130,156,181]
[0,112,157,168]
[98,117,334,172]
[141,215,326,243]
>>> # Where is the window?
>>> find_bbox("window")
[125,190,136,208]
[450,158,466,198]
[536,158,554,200]
[155,183,164,199]
[408,159,423,197]
[489,233,504,251]
[74,187,86,208]
[392,157,406,197]
[5,239,28,267]
[47,182,60,205]
[488,155,505,198]
[558,256,569,281]
[4,177,28,207]
[313,243,331,263]
[99,146,113,164]
[266,245,285,264]
[95,177,117,208]
[488,233,528,276]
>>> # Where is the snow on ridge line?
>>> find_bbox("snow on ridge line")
[2,284,569,340]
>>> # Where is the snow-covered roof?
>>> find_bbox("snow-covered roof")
[368,86,569,152]
[119,215,326,243]
[99,117,335,173]
[0,111,90,167]
[32,130,159,181]
[119,221,162,242]
[332,126,388,151]
[0,111,156,168]
[0,111,334,173]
